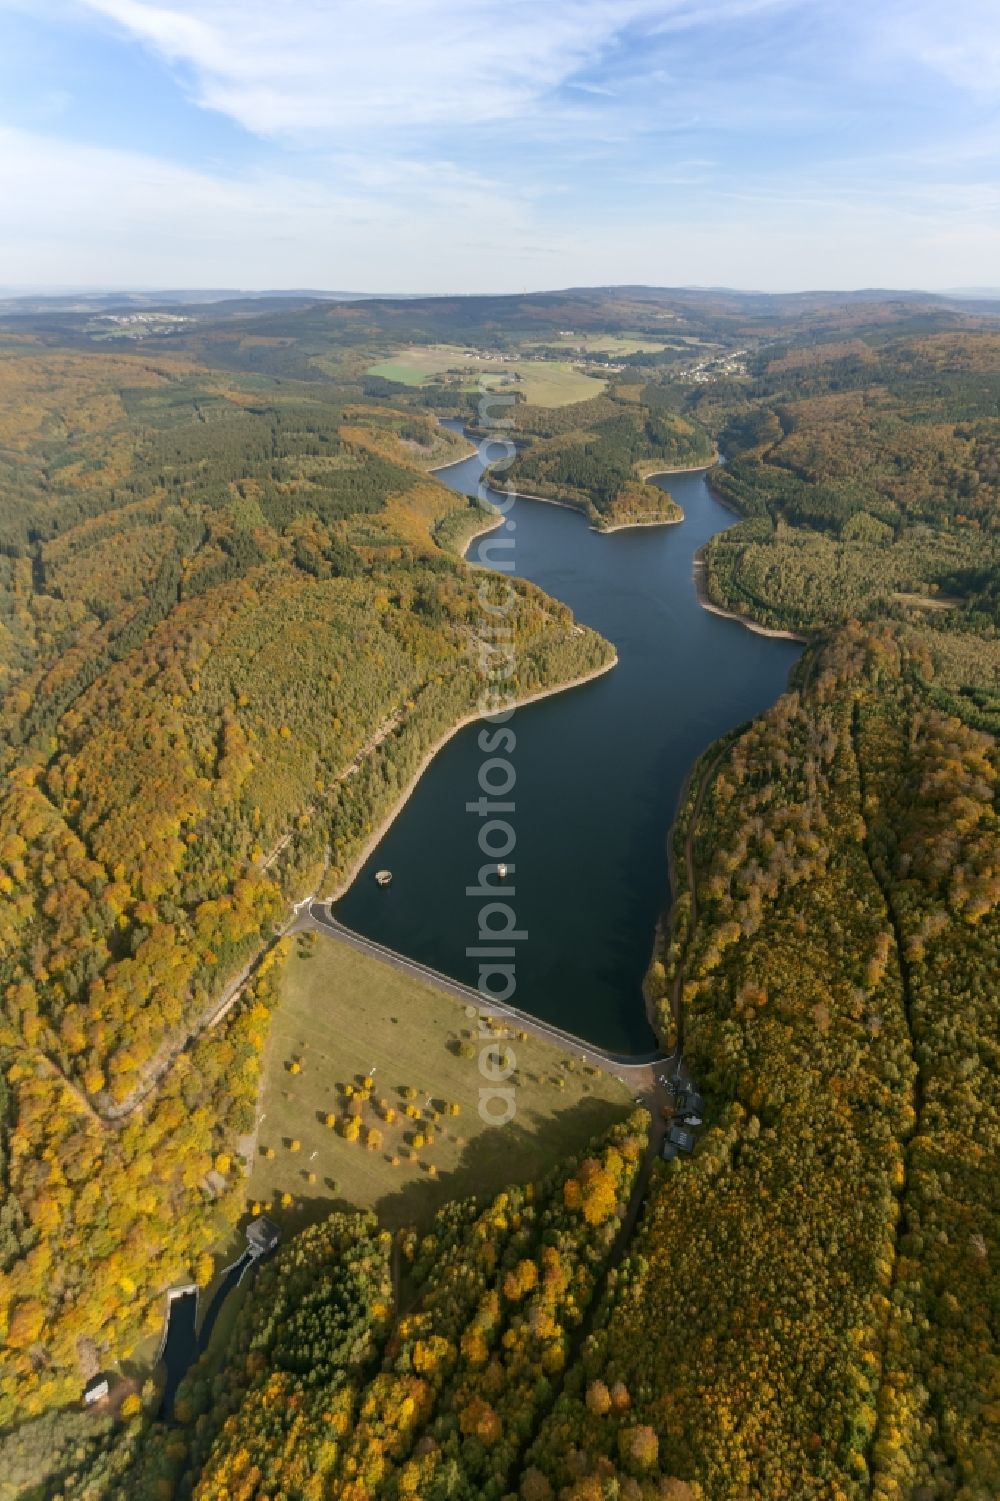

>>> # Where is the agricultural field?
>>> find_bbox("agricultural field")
[248,931,633,1229]
[365,343,605,404]
[502,359,605,404]
[362,355,428,385]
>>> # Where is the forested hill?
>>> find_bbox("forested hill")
[241,285,1000,349]
[593,621,999,1497]
[98,1113,654,1500]
[694,332,1000,733]
[0,300,996,1500]
[614,326,999,1495]
[0,339,613,1428]
[486,382,713,529]
[4,284,996,366]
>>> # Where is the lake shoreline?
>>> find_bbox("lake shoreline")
[489,483,583,517]
[702,466,744,515]
[596,458,717,531]
[482,482,686,535]
[325,652,619,904]
[434,425,714,534]
[457,452,804,645]
[430,440,480,474]
[692,548,807,642]
[457,507,504,558]
[641,454,719,479]
[342,430,802,1053]
[597,513,683,534]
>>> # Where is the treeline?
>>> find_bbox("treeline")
[0,944,286,1437]
[690,330,1000,643]
[703,511,988,640]
[487,386,711,528]
[532,624,998,1498]
[0,342,614,1428]
[93,1113,652,1501]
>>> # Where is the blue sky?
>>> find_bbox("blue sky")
[1,0,998,292]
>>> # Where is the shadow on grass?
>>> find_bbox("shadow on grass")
[268,1090,630,1236]
[140,1095,637,1471]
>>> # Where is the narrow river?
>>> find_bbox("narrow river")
[335,430,801,1053]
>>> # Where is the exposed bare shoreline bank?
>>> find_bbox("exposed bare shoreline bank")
[479,484,686,535]
[597,513,682,534]
[447,447,804,640]
[494,485,582,517]
[594,457,716,531]
[323,653,619,904]
[692,549,806,642]
[694,466,807,639]
[456,507,504,557]
[336,454,799,926]
[641,454,720,479]
[432,432,706,536]
[429,440,479,473]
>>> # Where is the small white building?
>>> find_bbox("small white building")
[83,1375,109,1405]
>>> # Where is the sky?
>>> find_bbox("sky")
[0,0,999,293]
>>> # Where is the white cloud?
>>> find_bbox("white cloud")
[74,0,795,138]
[2,121,999,292]
[2,1,999,289]
[874,0,1000,94]
[0,125,533,287]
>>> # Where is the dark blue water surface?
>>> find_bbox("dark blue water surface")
[335,432,801,1053]
[159,1251,252,1418]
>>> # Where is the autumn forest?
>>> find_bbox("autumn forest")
[0,288,997,1500]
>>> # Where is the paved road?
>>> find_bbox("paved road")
[300,901,697,1263]
[300,872,704,1431]
[300,901,674,1097]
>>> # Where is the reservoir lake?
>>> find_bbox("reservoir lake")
[335,430,801,1054]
